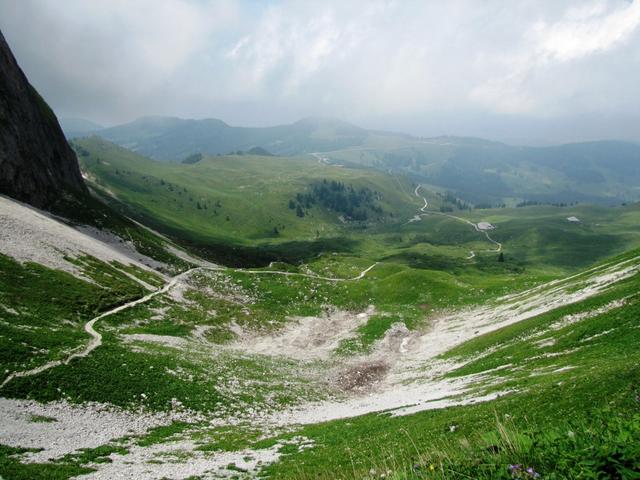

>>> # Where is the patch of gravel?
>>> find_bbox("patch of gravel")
[547,298,628,331]
[259,255,640,426]
[0,195,164,279]
[335,360,389,392]
[477,222,494,230]
[229,306,375,361]
[121,333,190,349]
[0,398,170,462]
[76,437,310,480]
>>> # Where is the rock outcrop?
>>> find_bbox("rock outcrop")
[0,29,87,209]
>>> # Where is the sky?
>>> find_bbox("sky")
[1,0,639,144]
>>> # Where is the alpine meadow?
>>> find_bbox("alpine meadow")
[1,2,640,479]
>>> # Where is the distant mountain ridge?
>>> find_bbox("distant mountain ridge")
[97,115,377,160]
[0,30,87,209]
[90,114,640,204]
[60,117,103,139]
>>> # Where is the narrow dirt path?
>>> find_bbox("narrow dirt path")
[241,262,377,281]
[0,262,378,389]
[410,185,502,253]
[0,268,197,389]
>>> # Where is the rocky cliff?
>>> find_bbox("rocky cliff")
[0,30,87,209]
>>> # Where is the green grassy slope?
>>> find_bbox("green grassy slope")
[317,137,640,205]
[95,115,640,205]
[0,253,163,385]
[257,249,640,479]
[74,136,417,263]
[2,246,638,479]
[75,137,640,275]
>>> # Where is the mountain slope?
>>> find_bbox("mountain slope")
[73,136,420,264]
[323,136,640,205]
[96,114,640,204]
[98,115,373,160]
[0,30,87,209]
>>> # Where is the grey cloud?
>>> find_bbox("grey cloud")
[0,0,638,143]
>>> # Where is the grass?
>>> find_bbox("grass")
[0,445,94,479]
[3,136,640,478]
[250,257,640,479]
[75,137,640,279]
[259,335,639,479]
[75,137,416,246]
[0,253,149,383]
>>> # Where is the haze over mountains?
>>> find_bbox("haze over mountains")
[63,114,640,206]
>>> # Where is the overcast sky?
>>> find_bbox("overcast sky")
[1,0,639,144]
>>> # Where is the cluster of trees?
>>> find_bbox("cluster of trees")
[475,202,507,209]
[158,178,228,217]
[182,153,203,164]
[437,191,472,211]
[289,179,383,221]
[516,200,579,208]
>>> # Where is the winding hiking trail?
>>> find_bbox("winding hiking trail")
[243,262,378,281]
[0,262,378,389]
[408,184,502,254]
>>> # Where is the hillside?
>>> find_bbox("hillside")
[0,30,87,209]
[73,136,421,264]
[75,136,640,273]
[94,115,640,205]
[98,115,374,160]
[318,136,640,206]
[60,117,103,139]
[4,134,640,478]
[1,203,639,477]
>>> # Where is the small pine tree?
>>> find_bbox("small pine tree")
[296,204,305,217]
[498,252,505,262]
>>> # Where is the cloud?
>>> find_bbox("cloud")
[0,0,639,142]
[470,0,640,115]
[534,0,640,61]
[0,0,239,121]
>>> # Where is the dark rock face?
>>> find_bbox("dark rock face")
[0,30,87,209]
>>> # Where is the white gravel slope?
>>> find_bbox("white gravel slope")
[0,398,169,463]
[0,195,166,278]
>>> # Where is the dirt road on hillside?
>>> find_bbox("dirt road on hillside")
[409,184,502,253]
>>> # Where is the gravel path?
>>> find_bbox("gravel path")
[408,185,502,253]
[0,260,378,389]
[0,268,198,389]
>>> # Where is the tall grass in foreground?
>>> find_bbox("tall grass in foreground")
[283,412,640,480]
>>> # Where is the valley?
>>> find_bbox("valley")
[1,17,640,480]
[3,149,640,477]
